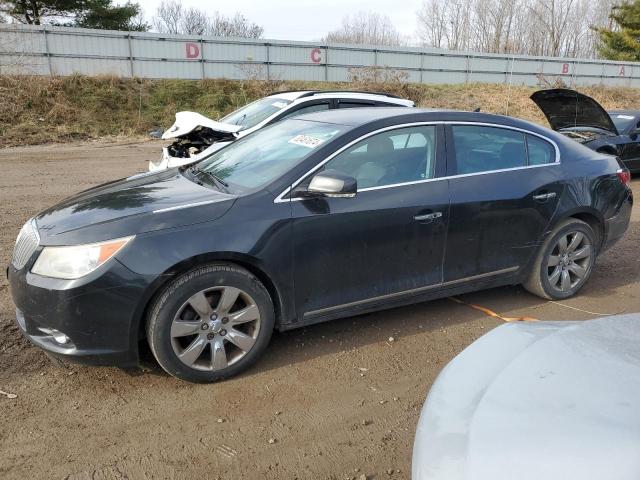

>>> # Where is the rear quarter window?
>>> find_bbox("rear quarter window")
[527,134,556,165]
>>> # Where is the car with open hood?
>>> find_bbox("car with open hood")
[412,314,640,480]
[149,90,415,171]
[531,88,640,172]
[8,108,632,383]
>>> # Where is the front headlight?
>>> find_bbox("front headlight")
[31,236,134,279]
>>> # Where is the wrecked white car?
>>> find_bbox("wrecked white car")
[149,90,415,171]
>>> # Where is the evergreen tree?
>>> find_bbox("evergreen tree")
[75,0,148,31]
[596,0,640,61]
[1,0,148,31]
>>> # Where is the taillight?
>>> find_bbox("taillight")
[617,168,631,187]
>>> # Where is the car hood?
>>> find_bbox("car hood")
[162,111,243,140]
[35,169,235,244]
[530,89,619,135]
[412,314,640,480]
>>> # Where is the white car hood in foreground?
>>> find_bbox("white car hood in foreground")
[161,111,243,140]
[413,315,640,480]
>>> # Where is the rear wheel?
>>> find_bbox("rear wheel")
[146,264,274,383]
[523,219,597,300]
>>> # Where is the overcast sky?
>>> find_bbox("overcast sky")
[136,0,423,41]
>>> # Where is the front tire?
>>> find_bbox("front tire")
[523,219,597,300]
[146,264,274,383]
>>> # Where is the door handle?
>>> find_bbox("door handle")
[414,212,442,222]
[533,192,556,201]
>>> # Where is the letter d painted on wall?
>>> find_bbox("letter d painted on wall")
[186,42,200,59]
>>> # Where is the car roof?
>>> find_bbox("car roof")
[267,90,413,106]
[269,91,314,101]
[294,107,441,125]
[294,107,545,131]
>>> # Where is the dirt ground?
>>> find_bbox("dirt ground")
[1,140,639,480]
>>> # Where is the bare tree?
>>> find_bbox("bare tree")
[323,11,406,46]
[153,0,182,34]
[416,0,448,48]
[208,12,263,38]
[181,7,209,35]
[152,1,263,38]
[417,0,620,58]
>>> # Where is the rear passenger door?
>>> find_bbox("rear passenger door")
[443,123,564,282]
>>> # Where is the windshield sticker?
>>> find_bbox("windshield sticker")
[272,101,288,109]
[288,134,327,148]
[616,115,635,120]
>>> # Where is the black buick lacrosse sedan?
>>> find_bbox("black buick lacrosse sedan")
[8,108,632,382]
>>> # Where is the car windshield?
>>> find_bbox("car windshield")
[195,119,348,193]
[219,97,293,129]
[610,113,636,132]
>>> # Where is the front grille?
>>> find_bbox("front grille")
[11,219,40,270]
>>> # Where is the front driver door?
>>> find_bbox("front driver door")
[289,124,450,322]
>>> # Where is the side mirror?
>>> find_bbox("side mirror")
[302,170,357,198]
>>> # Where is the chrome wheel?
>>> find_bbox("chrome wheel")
[546,231,593,293]
[170,286,261,371]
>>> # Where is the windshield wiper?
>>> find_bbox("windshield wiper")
[235,113,247,126]
[192,167,230,192]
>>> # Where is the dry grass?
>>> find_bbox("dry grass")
[1,75,640,147]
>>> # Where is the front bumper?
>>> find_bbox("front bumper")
[7,258,155,367]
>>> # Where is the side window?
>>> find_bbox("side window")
[323,126,436,189]
[389,133,427,149]
[527,134,555,165]
[451,125,526,174]
[279,102,330,120]
[337,101,375,109]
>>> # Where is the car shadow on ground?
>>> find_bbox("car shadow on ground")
[47,219,640,383]
[131,283,548,380]
[132,217,640,381]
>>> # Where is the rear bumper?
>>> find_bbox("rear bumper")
[7,259,155,367]
[603,189,633,252]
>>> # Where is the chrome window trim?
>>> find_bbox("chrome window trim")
[274,121,561,203]
[448,121,561,164]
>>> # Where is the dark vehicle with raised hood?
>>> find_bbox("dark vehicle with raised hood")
[7,108,633,383]
[531,88,640,172]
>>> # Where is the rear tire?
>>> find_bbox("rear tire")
[523,219,597,300]
[146,263,274,383]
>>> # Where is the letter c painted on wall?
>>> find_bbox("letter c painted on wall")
[186,42,200,59]
[311,48,322,64]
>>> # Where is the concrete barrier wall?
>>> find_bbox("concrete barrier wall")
[1,24,639,87]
